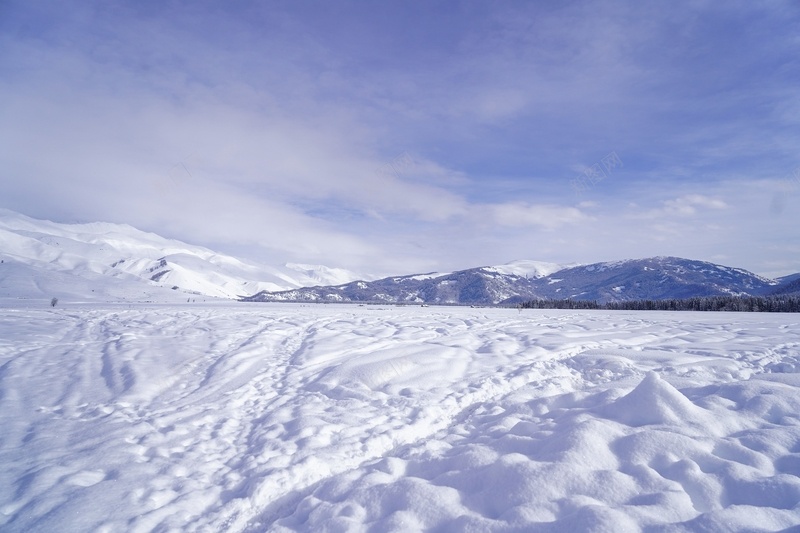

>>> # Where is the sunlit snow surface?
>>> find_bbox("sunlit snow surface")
[1,303,800,532]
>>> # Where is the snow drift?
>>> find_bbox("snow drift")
[1,304,799,531]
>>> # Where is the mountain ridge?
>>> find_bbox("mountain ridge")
[244,256,792,305]
[1,209,798,305]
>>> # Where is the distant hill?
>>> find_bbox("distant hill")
[243,267,539,305]
[0,208,366,302]
[529,257,777,302]
[244,257,785,305]
[772,275,800,296]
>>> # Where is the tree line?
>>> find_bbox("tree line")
[518,294,800,312]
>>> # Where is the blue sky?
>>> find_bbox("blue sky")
[1,1,799,277]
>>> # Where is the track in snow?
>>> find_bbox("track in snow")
[0,303,799,532]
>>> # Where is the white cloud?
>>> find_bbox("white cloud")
[664,194,728,216]
[488,203,589,229]
[633,194,728,219]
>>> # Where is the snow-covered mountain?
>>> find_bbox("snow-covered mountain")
[241,259,576,306]
[772,274,800,296]
[0,209,366,302]
[481,259,571,279]
[244,266,539,305]
[533,256,779,302]
[245,257,786,305]
[2,209,795,306]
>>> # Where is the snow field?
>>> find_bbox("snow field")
[0,304,799,531]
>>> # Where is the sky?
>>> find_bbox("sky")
[1,1,799,278]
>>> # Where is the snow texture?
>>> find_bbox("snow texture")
[1,303,800,532]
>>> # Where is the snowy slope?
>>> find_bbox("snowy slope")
[0,257,196,304]
[484,259,572,278]
[0,209,366,301]
[1,303,799,531]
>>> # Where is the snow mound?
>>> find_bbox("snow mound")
[600,371,713,428]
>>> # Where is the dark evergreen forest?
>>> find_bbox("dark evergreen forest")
[518,295,800,312]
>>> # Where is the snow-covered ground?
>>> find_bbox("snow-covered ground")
[1,303,799,532]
